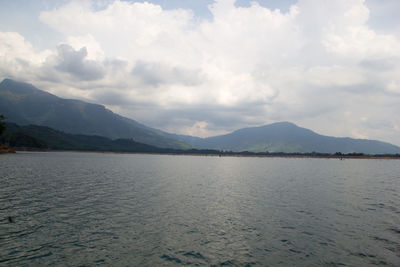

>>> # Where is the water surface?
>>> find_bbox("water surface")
[0,152,399,266]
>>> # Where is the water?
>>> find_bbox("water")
[0,152,399,266]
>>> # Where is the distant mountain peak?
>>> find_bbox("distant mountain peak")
[270,121,296,126]
[1,78,35,89]
[258,121,299,129]
[175,121,400,154]
[0,78,49,96]
[0,78,15,85]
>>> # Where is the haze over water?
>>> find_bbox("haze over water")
[1,152,399,266]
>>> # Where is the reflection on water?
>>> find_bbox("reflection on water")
[0,152,399,266]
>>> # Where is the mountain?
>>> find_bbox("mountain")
[169,122,400,154]
[1,79,399,154]
[0,79,189,149]
[1,122,224,155]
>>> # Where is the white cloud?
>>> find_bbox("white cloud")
[1,0,400,146]
[0,32,52,79]
[67,34,104,60]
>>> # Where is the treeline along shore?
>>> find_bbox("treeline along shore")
[9,147,400,160]
[0,144,15,154]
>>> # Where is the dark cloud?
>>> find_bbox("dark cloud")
[55,44,105,81]
[131,60,204,87]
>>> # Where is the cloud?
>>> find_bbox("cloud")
[54,44,105,81]
[0,31,51,80]
[1,0,400,146]
[360,58,399,71]
[131,61,204,87]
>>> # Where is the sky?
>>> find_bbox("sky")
[1,0,400,145]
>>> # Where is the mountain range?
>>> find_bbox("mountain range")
[1,78,399,154]
[0,79,188,149]
[1,122,227,155]
[169,122,400,154]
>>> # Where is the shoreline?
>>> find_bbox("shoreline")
[0,144,15,154]
[11,148,400,160]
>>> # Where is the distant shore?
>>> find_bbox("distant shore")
[10,148,400,160]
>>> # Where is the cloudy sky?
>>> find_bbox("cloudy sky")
[1,0,400,145]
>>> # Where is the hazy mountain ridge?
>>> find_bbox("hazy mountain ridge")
[169,122,400,154]
[0,79,189,149]
[1,78,399,154]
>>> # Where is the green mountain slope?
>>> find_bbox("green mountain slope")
[0,79,189,149]
[1,122,166,152]
[171,122,400,154]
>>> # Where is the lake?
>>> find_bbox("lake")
[0,152,399,266]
